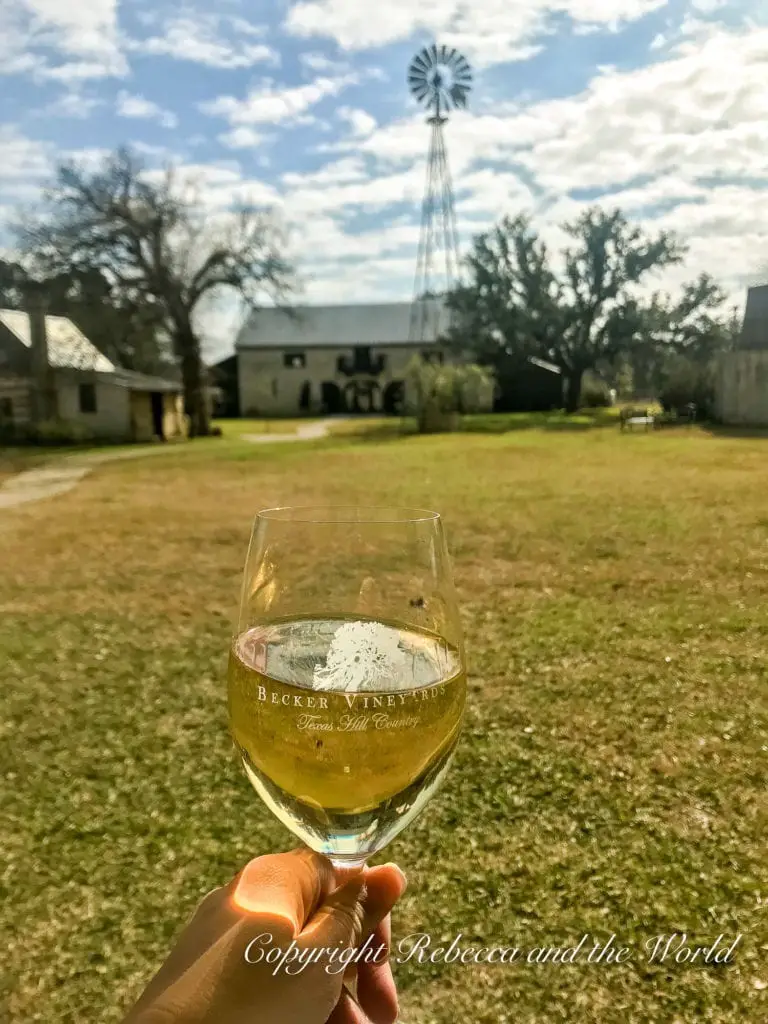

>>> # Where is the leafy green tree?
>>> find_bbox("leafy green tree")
[405,356,494,432]
[447,208,696,411]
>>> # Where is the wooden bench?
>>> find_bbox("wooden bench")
[619,407,655,432]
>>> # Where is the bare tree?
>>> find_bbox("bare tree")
[14,148,295,435]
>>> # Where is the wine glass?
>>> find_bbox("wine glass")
[227,506,466,870]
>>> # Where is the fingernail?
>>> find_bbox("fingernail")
[383,863,408,893]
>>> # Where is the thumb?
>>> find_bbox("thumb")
[297,873,367,952]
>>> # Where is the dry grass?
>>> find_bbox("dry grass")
[1,424,767,1023]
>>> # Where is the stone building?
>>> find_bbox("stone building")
[0,308,186,441]
[715,285,768,427]
[234,300,450,417]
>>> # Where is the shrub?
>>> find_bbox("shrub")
[658,358,715,419]
[405,358,495,433]
[0,418,21,443]
[580,376,613,408]
[26,419,96,445]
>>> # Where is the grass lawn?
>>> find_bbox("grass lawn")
[1,423,766,1023]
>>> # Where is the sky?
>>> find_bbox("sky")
[1,0,768,359]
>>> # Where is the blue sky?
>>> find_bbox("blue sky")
[1,0,767,357]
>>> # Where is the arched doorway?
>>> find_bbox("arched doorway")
[343,380,382,413]
[383,381,405,415]
[321,381,344,414]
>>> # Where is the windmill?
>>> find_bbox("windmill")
[408,43,472,343]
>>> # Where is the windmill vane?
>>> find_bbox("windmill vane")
[407,43,472,116]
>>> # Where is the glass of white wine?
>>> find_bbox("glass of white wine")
[227,506,467,869]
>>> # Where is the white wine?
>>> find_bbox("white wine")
[228,617,465,862]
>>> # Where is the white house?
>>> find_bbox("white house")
[234,300,451,417]
[0,308,186,441]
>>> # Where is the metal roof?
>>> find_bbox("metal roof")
[528,356,562,374]
[100,368,182,393]
[0,309,116,372]
[235,300,451,349]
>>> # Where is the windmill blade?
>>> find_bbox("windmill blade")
[450,85,468,108]
[408,44,471,111]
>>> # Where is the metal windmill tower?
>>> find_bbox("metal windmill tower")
[408,43,472,343]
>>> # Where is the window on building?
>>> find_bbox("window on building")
[0,396,13,420]
[283,351,307,369]
[79,382,97,414]
[271,379,278,398]
[337,347,386,376]
[421,349,444,365]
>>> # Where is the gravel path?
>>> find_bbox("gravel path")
[0,418,342,511]
[239,419,342,444]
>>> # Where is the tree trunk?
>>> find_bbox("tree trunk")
[176,326,210,437]
[564,368,584,414]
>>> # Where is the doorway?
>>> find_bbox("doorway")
[321,381,343,414]
[150,392,165,440]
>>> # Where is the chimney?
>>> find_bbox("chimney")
[29,291,49,374]
[26,283,57,422]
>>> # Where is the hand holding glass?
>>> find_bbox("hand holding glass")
[228,507,466,869]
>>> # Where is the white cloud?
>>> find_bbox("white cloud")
[0,126,51,185]
[141,162,280,212]
[117,91,178,129]
[218,127,268,150]
[284,0,668,66]
[38,92,104,119]
[281,156,369,188]
[337,106,377,137]
[0,0,126,80]
[285,166,425,217]
[299,51,349,72]
[202,74,358,126]
[133,14,279,69]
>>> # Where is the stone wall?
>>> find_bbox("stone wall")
[238,344,434,416]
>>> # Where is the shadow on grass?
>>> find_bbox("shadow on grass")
[700,423,768,439]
